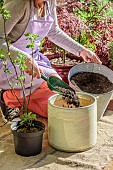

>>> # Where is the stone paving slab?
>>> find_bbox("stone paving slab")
[1,100,113,170]
[0,113,11,139]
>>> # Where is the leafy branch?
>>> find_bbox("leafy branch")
[0,1,38,129]
[24,33,39,111]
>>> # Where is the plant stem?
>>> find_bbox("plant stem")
[3,16,23,107]
[27,48,34,113]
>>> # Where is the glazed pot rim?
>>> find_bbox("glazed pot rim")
[48,92,96,110]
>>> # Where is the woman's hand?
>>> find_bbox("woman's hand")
[80,49,102,64]
[24,57,42,78]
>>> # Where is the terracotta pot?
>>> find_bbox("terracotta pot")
[45,53,83,84]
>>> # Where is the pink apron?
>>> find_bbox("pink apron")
[0,0,57,96]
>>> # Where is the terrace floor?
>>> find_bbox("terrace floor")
[0,99,113,170]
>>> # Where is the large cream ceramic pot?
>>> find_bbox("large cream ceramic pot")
[48,92,97,152]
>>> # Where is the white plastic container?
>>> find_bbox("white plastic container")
[48,92,97,152]
[68,63,113,121]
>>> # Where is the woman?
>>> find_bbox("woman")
[0,0,101,122]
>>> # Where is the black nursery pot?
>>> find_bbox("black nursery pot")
[11,121,45,157]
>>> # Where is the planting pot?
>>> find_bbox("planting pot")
[11,120,45,157]
[68,63,113,121]
[46,53,83,84]
[48,92,97,152]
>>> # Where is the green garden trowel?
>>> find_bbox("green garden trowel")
[41,73,75,94]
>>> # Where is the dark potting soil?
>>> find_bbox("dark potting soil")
[17,127,39,133]
[70,72,113,94]
[54,86,80,107]
[17,121,42,133]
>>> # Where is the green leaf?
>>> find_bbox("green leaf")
[26,44,34,48]
[17,75,26,81]
[24,32,31,36]
[3,60,8,66]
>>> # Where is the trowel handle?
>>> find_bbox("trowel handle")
[41,73,47,81]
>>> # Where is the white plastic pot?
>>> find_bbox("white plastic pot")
[48,92,97,152]
[68,63,113,121]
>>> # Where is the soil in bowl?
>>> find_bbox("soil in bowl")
[54,97,93,108]
[70,72,113,94]
[16,121,43,133]
[50,56,82,66]
[54,86,93,108]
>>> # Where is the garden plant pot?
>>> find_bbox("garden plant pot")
[68,63,113,121]
[48,92,97,152]
[11,120,45,157]
[46,53,83,84]
[50,64,74,84]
